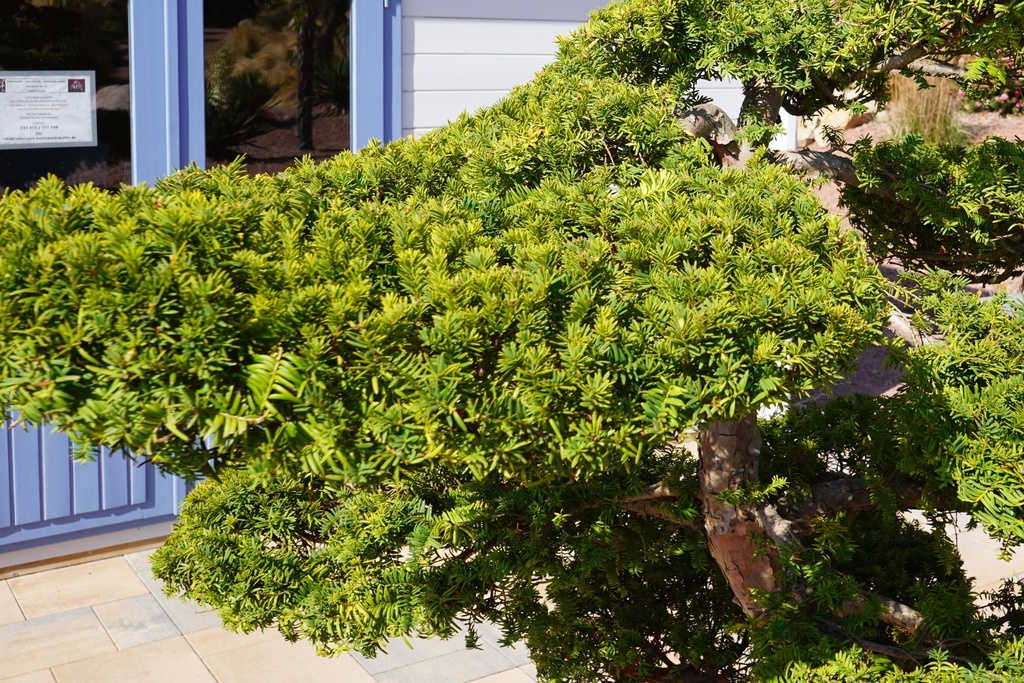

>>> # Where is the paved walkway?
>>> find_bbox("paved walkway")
[0,549,535,683]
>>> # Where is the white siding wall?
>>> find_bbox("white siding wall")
[400,0,797,148]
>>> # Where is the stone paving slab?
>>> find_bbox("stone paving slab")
[123,549,222,634]
[372,643,519,683]
[92,594,181,650]
[202,634,376,683]
[354,636,470,675]
[8,558,147,620]
[51,636,215,683]
[0,550,539,683]
[1,671,57,683]
[0,581,24,627]
[184,625,279,659]
[472,670,535,683]
[0,608,115,679]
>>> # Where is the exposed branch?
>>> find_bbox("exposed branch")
[874,45,932,75]
[835,593,925,634]
[623,482,679,504]
[621,499,702,532]
[888,307,944,348]
[777,478,876,528]
[819,620,926,662]
[778,477,966,533]
[620,482,703,531]
[773,149,859,186]
[875,594,926,633]
[904,59,1023,89]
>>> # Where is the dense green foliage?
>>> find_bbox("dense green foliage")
[846,138,1024,282]
[4,0,1024,681]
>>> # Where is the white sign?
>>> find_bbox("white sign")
[0,71,98,150]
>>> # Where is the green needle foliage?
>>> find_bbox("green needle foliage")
[4,0,1024,680]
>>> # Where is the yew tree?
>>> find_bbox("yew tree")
[3,1,1024,680]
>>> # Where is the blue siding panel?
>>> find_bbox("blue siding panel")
[100,447,130,510]
[72,453,101,515]
[41,428,73,520]
[11,427,42,526]
[384,0,403,142]
[1,418,12,530]
[179,0,206,167]
[130,458,148,506]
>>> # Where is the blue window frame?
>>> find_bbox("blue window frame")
[351,0,402,150]
[130,0,206,184]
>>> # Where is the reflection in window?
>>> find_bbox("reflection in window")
[204,1,350,174]
[0,0,131,191]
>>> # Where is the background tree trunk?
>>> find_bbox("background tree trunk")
[296,9,317,150]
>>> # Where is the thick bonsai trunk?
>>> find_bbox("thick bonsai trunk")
[697,414,787,618]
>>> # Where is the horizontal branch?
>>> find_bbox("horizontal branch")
[874,45,932,75]
[888,307,944,348]
[620,482,703,531]
[777,477,965,533]
[823,590,925,635]
[622,482,678,504]
[772,149,859,186]
[904,59,1023,89]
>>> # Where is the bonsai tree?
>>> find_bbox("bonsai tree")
[3,0,1024,680]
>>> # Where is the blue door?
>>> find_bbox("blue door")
[0,0,204,560]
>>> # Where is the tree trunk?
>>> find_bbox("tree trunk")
[314,0,345,64]
[296,9,317,150]
[697,414,785,618]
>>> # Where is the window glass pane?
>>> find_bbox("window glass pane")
[0,0,131,191]
[204,1,350,174]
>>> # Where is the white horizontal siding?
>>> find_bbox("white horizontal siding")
[399,2,796,149]
[403,17,580,55]
[402,0,603,21]
[402,54,554,92]
[403,90,509,129]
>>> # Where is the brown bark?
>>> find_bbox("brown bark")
[697,414,795,618]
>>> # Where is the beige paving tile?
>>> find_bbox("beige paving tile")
[0,581,25,626]
[185,626,278,658]
[123,550,223,634]
[1,671,57,683]
[51,636,215,683]
[0,607,115,679]
[374,644,516,683]
[203,636,376,683]
[92,594,180,650]
[8,558,147,619]
[470,670,534,683]
[354,635,467,675]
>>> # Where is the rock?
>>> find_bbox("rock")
[677,103,738,146]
